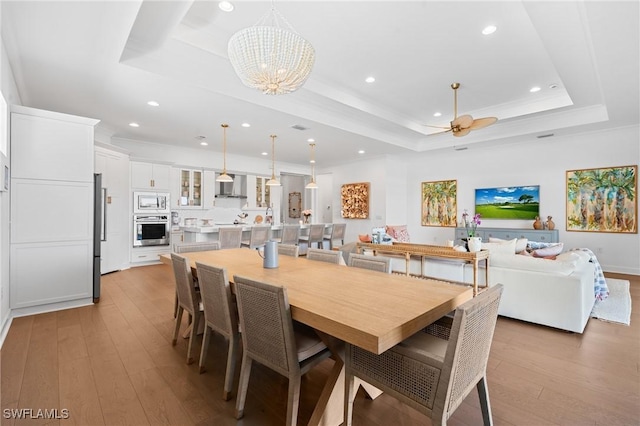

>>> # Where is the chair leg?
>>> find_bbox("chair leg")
[173,292,178,318]
[172,306,184,345]
[235,355,253,419]
[223,335,239,401]
[186,311,200,365]
[199,325,212,373]
[286,375,301,426]
[477,376,494,426]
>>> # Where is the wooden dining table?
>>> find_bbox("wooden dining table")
[161,248,473,426]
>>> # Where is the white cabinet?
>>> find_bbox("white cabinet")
[131,161,170,191]
[203,170,217,209]
[171,167,203,208]
[10,105,98,310]
[95,147,130,274]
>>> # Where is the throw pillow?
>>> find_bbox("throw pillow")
[385,225,410,243]
[532,243,563,258]
[481,238,517,255]
[489,237,528,253]
[358,234,372,243]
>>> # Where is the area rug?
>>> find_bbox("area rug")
[590,278,632,326]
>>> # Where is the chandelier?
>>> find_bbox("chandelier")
[227,2,315,95]
[266,135,281,186]
[305,142,317,189]
[216,124,233,183]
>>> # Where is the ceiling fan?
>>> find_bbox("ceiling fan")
[425,83,498,137]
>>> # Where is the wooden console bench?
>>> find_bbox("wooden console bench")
[356,242,490,296]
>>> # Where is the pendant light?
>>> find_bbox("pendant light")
[216,124,233,183]
[305,142,317,189]
[266,134,281,186]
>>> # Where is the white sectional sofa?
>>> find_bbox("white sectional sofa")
[388,249,597,333]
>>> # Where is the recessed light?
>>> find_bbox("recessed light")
[200,142,208,146]
[530,86,541,93]
[358,150,365,154]
[129,122,139,128]
[482,25,497,35]
[241,122,250,128]
[147,101,159,107]
[218,1,234,12]
[433,112,442,117]
[549,83,559,89]
[261,152,268,156]
[365,76,376,83]
[307,138,315,142]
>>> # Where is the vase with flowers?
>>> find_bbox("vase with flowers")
[302,209,312,224]
[462,210,482,252]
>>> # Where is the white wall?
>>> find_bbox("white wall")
[0,29,23,342]
[402,125,639,274]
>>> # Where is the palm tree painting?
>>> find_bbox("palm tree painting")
[567,165,637,233]
[421,180,457,227]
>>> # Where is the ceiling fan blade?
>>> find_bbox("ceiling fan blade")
[422,123,451,129]
[470,117,498,130]
[427,128,453,136]
[451,114,473,129]
[453,128,471,137]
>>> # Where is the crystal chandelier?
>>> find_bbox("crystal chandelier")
[266,135,281,186]
[227,2,315,95]
[305,143,317,189]
[216,124,233,183]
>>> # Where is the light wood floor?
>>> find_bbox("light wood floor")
[2,266,638,425]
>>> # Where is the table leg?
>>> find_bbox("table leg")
[308,333,382,426]
[473,260,479,296]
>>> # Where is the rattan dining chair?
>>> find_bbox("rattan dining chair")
[171,242,219,318]
[218,227,243,249]
[306,248,343,264]
[322,223,346,249]
[233,276,332,426]
[241,225,271,249]
[171,253,204,365]
[344,284,504,426]
[278,244,300,257]
[298,224,325,249]
[195,262,240,401]
[275,224,301,245]
[347,253,391,273]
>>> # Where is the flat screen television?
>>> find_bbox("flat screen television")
[474,185,540,219]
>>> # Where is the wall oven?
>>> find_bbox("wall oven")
[134,191,170,213]
[133,214,170,247]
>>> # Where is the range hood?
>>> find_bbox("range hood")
[216,174,247,198]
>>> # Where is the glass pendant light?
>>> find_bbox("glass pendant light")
[266,134,281,186]
[305,142,317,189]
[216,124,233,183]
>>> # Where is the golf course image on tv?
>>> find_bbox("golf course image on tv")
[474,186,540,219]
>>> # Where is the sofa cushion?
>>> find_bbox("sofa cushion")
[532,243,564,258]
[386,225,410,242]
[491,252,579,275]
[489,237,528,253]
[482,238,517,255]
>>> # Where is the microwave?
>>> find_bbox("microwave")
[134,191,170,213]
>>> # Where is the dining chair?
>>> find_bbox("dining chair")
[241,225,271,249]
[306,248,343,265]
[171,242,219,318]
[233,275,332,426]
[274,224,301,245]
[298,224,325,249]
[347,253,391,273]
[322,223,346,249]
[171,253,204,365]
[344,284,504,426]
[195,262,240,401]
[278,244,299,257]
[218,227,243,249]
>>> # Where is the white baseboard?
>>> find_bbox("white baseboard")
[0,315,12,350]
[10,298,94,319]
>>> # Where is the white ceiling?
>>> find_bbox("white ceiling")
[1,1,638,167]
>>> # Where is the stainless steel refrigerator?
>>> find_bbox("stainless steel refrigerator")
[93,173,103,303]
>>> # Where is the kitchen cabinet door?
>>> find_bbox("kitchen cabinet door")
[171,167,203,209]
[131,161,170,191]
